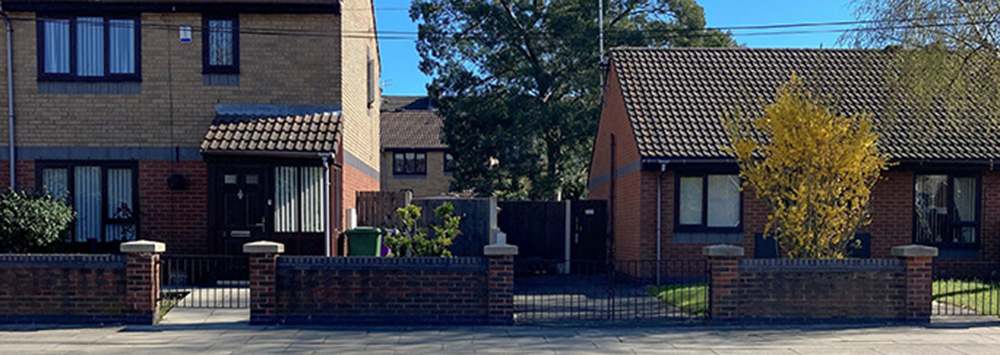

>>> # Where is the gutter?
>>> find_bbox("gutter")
[2,3,12,190]
[200,150,335,160]
[641,157,737,165]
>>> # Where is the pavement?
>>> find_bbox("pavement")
[4,308,1000,354]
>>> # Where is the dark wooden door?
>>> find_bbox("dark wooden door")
[571,200,608,263]
[218,167,270,254]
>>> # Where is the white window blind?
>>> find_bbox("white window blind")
[707,175,741,227]
[678,177,703,225]
[42,19,69,74]
[42,168,69,201]
[108,19,135,74]
[105,168,135,241]
[76,17,105,77]
[74,166,101,242]
[275,167,299,232]
[301,167,325,233]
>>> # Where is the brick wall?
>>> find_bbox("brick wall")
[271,257,488,325]
[342,162,379,228]
[0,254,154,324]
[138,161,209,253]
[339,0,381,172]
[380,150,452,197]
[246,254,515,326]
[708,257,935,322]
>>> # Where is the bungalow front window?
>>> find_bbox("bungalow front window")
[37,162,138,243]
[38,16,140,80]
[677,174,741,232]
[914,174,980,246]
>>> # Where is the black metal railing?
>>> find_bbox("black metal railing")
[514,259,709,324]
[932,265,1000,318]
[160,254,250,309]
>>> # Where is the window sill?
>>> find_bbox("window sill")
[393,174,427,180]
[38,81,140,94]
[674,232,742,244]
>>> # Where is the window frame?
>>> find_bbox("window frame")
[392,151,428,176]
[913,172,982,249]
[201,14,240,74]
[35,160,140,244]
[444,152,456,174]
[273,165,326,235]
[674,173,743,234]
[36,14,142,82]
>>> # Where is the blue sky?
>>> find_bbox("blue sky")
[375,0,855,96]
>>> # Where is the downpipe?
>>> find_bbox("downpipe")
[2,6,13,190]
[656,163,665,286]
[322,156,331,256]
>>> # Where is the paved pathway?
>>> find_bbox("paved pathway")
[4,317,1000,354]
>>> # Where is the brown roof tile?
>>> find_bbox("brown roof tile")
[380,110,446,150]
[609,47,1000,161]
[201,112,341,154]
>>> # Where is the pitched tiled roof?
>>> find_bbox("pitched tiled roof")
[380,110,446,150]
[609,47,1000,161]
[201,112,341,154]
[382,96,431,112]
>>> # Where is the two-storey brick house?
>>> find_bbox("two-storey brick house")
[0,0,381,255]
[379,96,454,198]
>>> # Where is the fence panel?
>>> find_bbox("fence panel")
[356,191,412,228]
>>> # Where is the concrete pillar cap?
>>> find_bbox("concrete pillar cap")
[703,244,744,257]
[484,243,518,256]
[891,244,938,257]
[120,240,166,253]
[243,241,285,254]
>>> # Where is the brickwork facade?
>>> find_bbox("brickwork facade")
[380,150,452,197]
[138,161,209,254]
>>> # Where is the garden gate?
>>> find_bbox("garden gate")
[160,254,250,309]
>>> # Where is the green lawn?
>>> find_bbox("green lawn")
[933,279,1000,315]
[649,283,708,316]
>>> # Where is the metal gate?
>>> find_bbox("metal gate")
[160,254,250,309]
[514,259,709,324]
[931,264,1000,319]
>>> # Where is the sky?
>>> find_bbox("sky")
[375,0,856,96]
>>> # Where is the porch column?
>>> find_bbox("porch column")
[892,244,938,322]
[121,240,165,325]
[245,241,284,325]
[484,240,518,325]
[704,244,744,322]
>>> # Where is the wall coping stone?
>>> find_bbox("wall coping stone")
[244,241,285,254]
[120,240,165,253]
[278,256,487,271]
[892,245,939,257]
[0,254,125,269]
[739,258,904,273]
[703,244,744,257]
[484,243,518,256]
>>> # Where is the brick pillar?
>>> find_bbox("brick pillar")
[893,245,938,322]
[484,242,518,325]
[121,240,165,325]
[704,244,744,322]
[245,241,284,325]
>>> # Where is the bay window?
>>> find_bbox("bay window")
[677,174,741,232]
[914,174,980,246]
[38,16,140,81]
[37,162,138,243]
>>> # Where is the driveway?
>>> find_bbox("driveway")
[2,315,1000,354]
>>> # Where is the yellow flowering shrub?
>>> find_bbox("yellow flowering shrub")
[724,75,888,259]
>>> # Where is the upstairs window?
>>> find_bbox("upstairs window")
[676,174,741,233]
[38,16,140,81]
[203,15,239,74]
[444,153,456,173]
[915,174,980,247]
[393,152,427,176]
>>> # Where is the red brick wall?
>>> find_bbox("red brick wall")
[342,161,379,229]
[863,171,913,258]
[138,161,209,254]
[0,255,129,323]
[269,257,492,325]
[588,63,644,261]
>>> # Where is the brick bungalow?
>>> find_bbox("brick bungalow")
[380,96,454,198]
[0,0,381,255]
[589,47,1000,278]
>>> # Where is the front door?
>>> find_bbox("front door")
[218,167,269,254]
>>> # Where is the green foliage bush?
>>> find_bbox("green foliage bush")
[384,202,462,257]
[0,189,75,253]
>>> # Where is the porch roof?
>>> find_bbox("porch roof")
[200,107,341,156]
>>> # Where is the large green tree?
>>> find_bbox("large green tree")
[846,0,1000,125]
[411,0,735,200]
